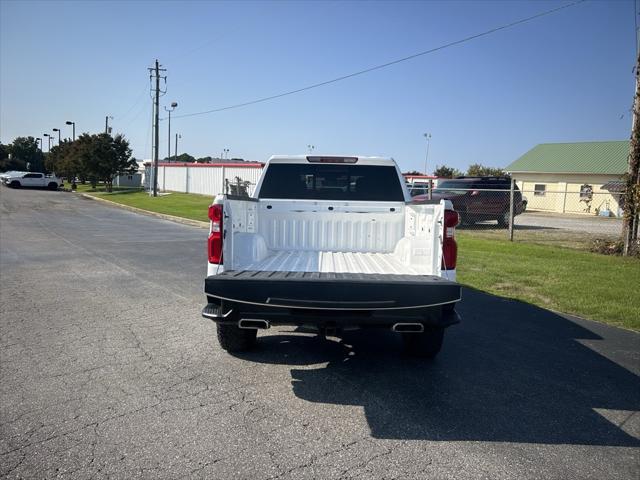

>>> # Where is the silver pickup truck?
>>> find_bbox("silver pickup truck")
[202,155,461,358]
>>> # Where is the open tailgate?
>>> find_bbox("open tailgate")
[205,270,460,310]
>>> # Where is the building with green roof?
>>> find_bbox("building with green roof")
[505,141,629,217]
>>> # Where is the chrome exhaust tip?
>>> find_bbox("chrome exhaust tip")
[239,319,270,330]
[391,323,424,333]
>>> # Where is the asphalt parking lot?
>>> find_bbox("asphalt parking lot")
[1,187,639,479]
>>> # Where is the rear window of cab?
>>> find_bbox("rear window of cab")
[258,164,405,201]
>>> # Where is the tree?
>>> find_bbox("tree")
[45,139,80,180]
[163,153,195,163]
[432,165,463,178]
[466,163,505,177]
[0,143,10,171]
[623,51,640,256]
[5,137,44,172]
[76,133,136,192]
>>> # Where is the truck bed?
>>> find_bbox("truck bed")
[240,250,424,275]
[205,270,461,310]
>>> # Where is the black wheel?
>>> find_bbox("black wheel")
[47,182,58,190]
[497,211,510,228]
[216,323,257,352]
[9,181,20,188]
[402,327,445,358]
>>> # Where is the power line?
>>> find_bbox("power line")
[115,84,149,123]
[171,0,587,120]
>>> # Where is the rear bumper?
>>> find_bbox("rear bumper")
[203,270,462,329]
[202,301,461,329]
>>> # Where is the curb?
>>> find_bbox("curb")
[79,193,209,229]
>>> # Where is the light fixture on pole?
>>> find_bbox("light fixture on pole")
[52,128,61,145]
[164,102,178,160]
[423,133,432,175]
[65,121,75,141]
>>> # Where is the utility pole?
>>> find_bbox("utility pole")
[148,59,167,197]
[623,52,640,256]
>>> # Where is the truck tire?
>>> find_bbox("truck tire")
[402,327,444,358]
[9,181,20,188]
[216,323,257,352]
[497,211,510,228]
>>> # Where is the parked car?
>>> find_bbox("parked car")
[1,172,62,190]
[413,176,524,227]
[201,155,462,358]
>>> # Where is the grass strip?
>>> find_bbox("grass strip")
[457,233,640,330]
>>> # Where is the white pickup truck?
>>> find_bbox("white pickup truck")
[1,171,62,190]
[202,155,461,358]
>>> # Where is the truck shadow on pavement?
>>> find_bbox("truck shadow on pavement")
[235,288,640,446]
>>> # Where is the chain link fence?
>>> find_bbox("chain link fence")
[407,177,628,250]
[419,184,626,250]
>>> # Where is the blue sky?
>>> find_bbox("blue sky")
[0,0,636,173]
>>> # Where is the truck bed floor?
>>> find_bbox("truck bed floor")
[240,250,426,275]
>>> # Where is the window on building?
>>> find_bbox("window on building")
[534,184,546,196]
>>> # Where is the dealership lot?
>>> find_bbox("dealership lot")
[1,188,638,479]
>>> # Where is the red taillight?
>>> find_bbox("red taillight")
[442,210,459,270]
[208,204,223,264]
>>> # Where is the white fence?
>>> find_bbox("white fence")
[144,163,264,196]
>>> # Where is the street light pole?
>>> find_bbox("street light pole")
[105,116,113,135]
[43,134,51,152]
[164,102,178,160]
[53,128,61,145]
[423,133,432,175]
[65,121,75,141]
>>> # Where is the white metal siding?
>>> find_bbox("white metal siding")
[145,164,263,196]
